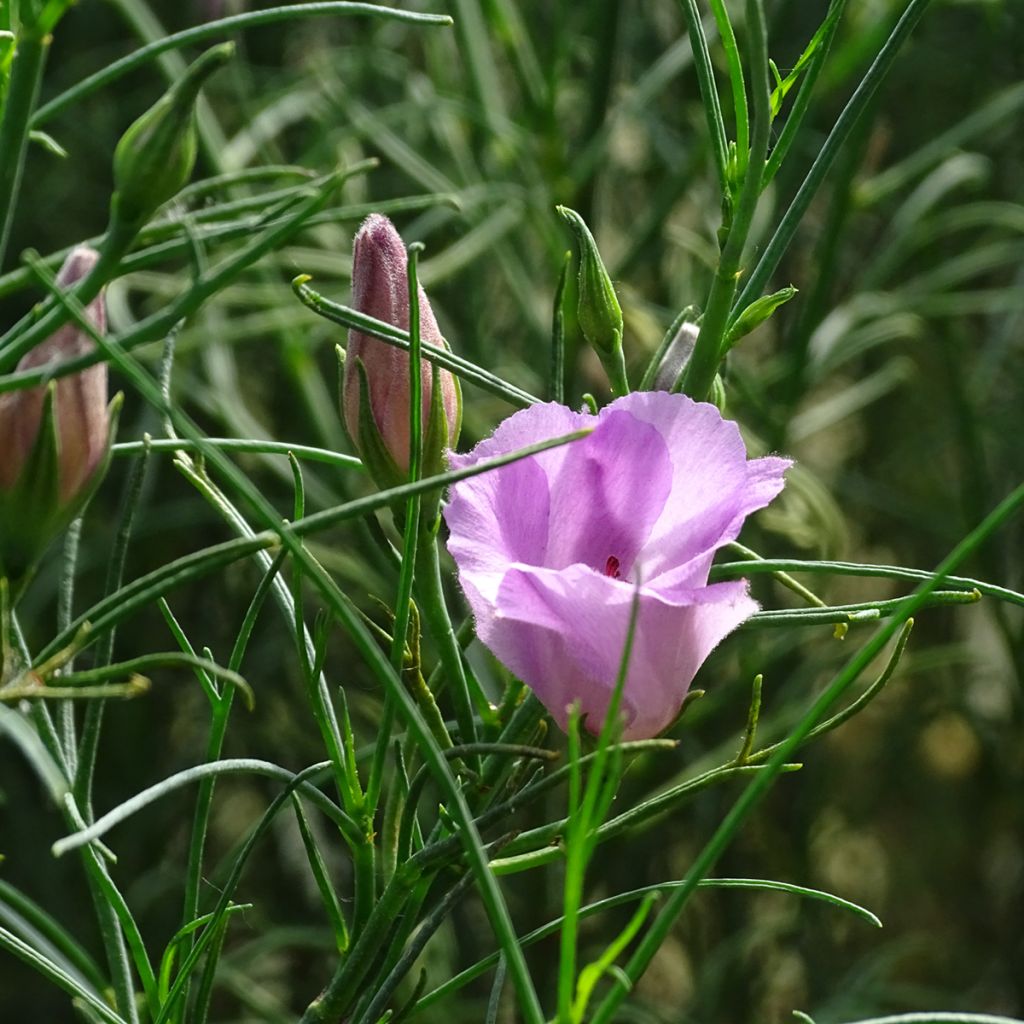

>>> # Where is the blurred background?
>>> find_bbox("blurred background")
[1,0,1022,1020]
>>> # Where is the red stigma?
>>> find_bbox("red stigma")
[604,556,621,578]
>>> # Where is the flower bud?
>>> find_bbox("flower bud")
[0,247,116,582]
[653,320,698,392]
[653,319,726,409]
[110,43,234,232]
[341,214,462,489]
[556,205,629,395]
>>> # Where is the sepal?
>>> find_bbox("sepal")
[350,357,404,493]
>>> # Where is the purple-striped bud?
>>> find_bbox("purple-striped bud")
[0,247,114,582]
[341,214,461,485]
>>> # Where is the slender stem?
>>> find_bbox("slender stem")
[31,3,451,129]
[732,0,936,318]
[551,249,571,404]
[295,279,539,408]
[678,0,771,402]
[676,0,730,198]
[56,519,83,772]
[708,0,749,176]
[0,24,48,269]
[415,535,479,753]
[709,557,1024,609]
[113,437,362,469]
[557,715,585,1021]
[761,0,847,187]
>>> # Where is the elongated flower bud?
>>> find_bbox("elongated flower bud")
[557,205,629,395]
[110,43,234,232]
[341,214,461,488]
[0,247,117,583]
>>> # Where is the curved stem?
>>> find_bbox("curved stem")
[678,0,771,401]
[0,25,48,269]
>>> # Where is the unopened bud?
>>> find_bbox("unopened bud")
[341,214,462,489]
[556,205,628,395]
[0,247,117,582]
[653,319,726,409]
[653,321,698,392]
[110,43,234,231]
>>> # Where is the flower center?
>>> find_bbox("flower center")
[604,555,621,579]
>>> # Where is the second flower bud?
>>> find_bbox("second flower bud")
[341,214,461,490]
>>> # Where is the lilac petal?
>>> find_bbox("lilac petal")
[485,564,756,739]
[544,409,672,574]
[446,401,673,578]
[445,402,587,600]
[606,392,791,585]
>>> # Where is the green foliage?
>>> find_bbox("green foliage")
[0,1,1022,1023]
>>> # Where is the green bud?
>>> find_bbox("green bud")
[110,42,234,231]
[556,205,622,356]
[709,371,727,412]
[724,285,798,353]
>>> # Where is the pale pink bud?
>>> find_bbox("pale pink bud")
[0,246,109,503]
[341,214,461,478]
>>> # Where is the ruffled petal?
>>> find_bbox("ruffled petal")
[445,402,587,602]
[605,392,791,585]
[544,409,672,573]
[482,564,756,739]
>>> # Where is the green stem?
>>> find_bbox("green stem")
[299,866,420,1023]
[678,0,770,401]
[112,436,362,469]
[56,519,83,772]
[8,614,141,1022]
[761,0,847,187]
[708,0,749,176]
[0,24,48,269]
[731,0,936,318]
[31,3,450,128]
[676,0,729,198]
[415,534,479,755]
[709,557,1024,609]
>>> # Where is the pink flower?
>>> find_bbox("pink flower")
[0,246,111,580]
[444,392,791,739]
[341,214,461,482]
[0,247,108,503]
